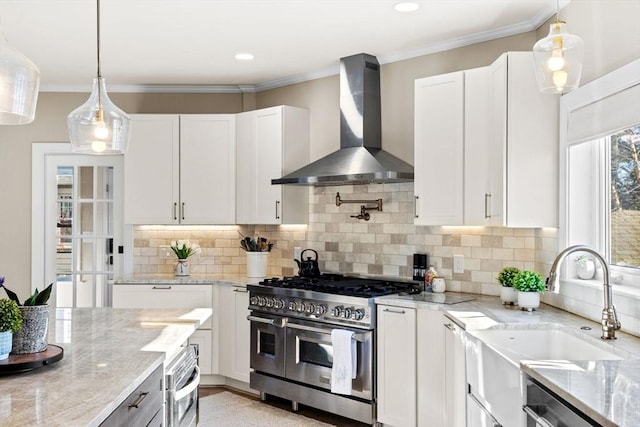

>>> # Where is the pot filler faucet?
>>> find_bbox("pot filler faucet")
[547,245,621,339]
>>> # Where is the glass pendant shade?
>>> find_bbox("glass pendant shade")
[0,33,40,124]
[67,77,130,154]
[533,21,584,94]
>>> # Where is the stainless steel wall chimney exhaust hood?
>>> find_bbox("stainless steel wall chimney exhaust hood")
[272,53,414,186]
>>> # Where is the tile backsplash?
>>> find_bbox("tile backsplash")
[131,183,638,336]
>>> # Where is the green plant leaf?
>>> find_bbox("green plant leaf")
[35,283,53,305]
[0,285,21,306]
[24,289,39,306]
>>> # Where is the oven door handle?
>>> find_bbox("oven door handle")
[174,365,200,401]
[247,315,287,328]
[285,322,367,341]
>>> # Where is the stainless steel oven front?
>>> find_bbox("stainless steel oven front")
[165,344,200,427]
[285,318,373,400]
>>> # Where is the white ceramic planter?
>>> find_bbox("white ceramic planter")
[247,252,269,278]
[577,259,596,280]
[0,330,12,360]
[500,287,518,305]
[175,259,190,276]
[517,291,540,312]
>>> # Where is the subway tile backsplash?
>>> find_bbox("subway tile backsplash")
[132,182,639,336]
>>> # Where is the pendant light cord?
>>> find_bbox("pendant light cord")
[96,0,101,78]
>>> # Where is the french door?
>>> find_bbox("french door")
[32,144,123,308]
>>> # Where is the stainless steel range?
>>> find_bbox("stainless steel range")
[247,274,421,425]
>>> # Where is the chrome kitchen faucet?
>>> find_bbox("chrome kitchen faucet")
[547,245,622,339]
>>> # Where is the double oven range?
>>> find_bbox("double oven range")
[247,274,421,425]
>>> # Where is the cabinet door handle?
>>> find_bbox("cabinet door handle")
[233,287,249,293]
[522,405,554,427]
[173,202,178,220]
[128,391,149,409]
[414,195,419,218]
[181,202,185,220]
[484,193,491,219]
[152,286,172,290]
[444,323,455,331]
[383,308,405,314]
[275,200,281,220]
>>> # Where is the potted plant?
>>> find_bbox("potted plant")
[497,266,520,305]
[170,240,201,276]
[1,276,53,354]
[575,255,596,280]
[0,298,23,360]
[512,270,545,311]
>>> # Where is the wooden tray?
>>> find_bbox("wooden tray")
[0,345,64,375]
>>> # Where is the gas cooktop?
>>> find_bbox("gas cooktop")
[258,274,422,298]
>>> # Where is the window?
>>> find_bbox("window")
[561,58,640,288]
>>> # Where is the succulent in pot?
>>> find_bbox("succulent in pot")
[0,276,53,354]
[497,266,520,305]
[0,298,23,360]
[512,270,545,312]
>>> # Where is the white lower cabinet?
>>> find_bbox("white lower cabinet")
[218,284,251,383]
[377,305,417,427]
[112,284,215,375]
[377,306,467,427]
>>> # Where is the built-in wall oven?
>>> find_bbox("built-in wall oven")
[165,344,200,427]
[248,275,420,425]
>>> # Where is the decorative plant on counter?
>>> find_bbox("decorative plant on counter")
[0,276,53,306]
[512,270,545,293]
[512,270,545,312]
[497,266,520,305]
[497,267,520,287]
[0,298,23,333]
[170,240,201,260]
[0,276,52,354]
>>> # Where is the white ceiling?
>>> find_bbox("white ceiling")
[1,0,567,93]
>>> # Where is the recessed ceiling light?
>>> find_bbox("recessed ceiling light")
[394,2,420,12]
[235,53,255,61]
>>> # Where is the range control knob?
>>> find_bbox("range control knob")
[296,302,305,313]
[257,296,266,307]
[274,298,285,309]
[332,306,344,317]
[288,301,296,311]
[343,307,353,319]
[249,296,258,306]
[305,303,316,314]
[265,298,274,308]
[352,309,366,321]
[315,304,327,316]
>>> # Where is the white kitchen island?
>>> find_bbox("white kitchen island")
[0,307,211,426]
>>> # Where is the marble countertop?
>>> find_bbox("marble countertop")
[0,307,212,427]
[376,292,640,426]
[115,273,261,286]
[521,360,639,427]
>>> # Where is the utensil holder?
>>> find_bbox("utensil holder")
[247,252,268,278]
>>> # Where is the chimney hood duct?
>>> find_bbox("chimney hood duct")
[271,53,414,186]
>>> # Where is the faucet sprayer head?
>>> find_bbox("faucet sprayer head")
[545,272,558,292]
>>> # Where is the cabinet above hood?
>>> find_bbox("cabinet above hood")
[271,53,414,186]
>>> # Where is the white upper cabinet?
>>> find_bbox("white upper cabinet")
[124,114,236,225]
[489,52,559,228]
[236,105,309,225]
[414,51,558,227]
[414,71,464,226]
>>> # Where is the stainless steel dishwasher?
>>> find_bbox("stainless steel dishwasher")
[523,376,598,427]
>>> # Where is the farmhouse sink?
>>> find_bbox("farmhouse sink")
[471,325,624,366]
[465,324,624,427]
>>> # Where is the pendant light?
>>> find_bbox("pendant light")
[532,0,584,94]
[0,28,40,124]
[67,0,130,154]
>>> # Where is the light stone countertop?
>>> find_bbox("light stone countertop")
[115,273,262,286]
[0,307,212,427]
[376,292,640,426]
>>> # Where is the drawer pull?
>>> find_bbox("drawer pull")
[128,391,149,409]
[233,287,249,293]
[522,405,553,427]
[383,308,405,314]
[152,286,172,290]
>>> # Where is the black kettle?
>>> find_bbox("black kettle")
[295,249,321,278]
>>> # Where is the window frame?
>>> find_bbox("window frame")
[560,59,640,289]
